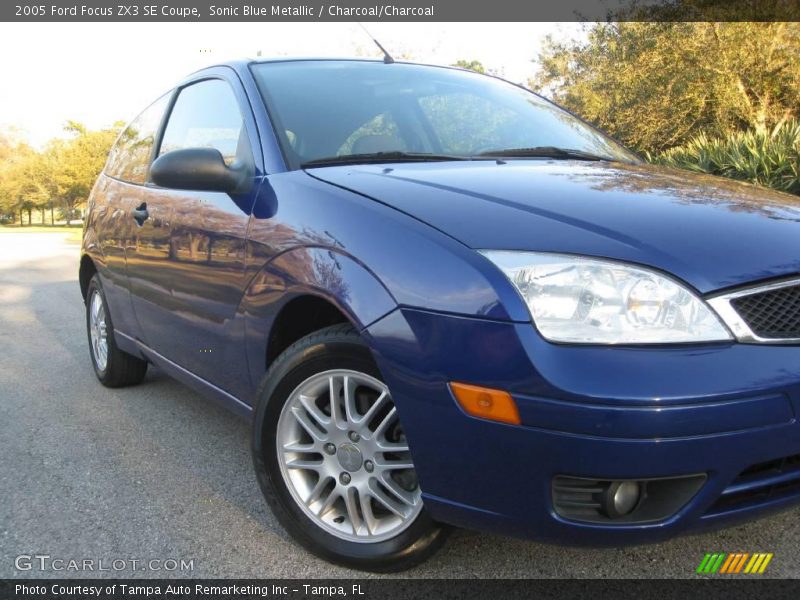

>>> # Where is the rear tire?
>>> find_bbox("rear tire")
[85,274,147,388]
[252,324,447,572]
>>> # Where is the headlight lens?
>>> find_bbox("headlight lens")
[482,251,732,344]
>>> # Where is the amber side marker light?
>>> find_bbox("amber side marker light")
[449,382,521,425]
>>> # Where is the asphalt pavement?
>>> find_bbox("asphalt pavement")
[2,232,799,579]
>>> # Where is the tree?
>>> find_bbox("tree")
[0,130,22,222]
[45,121,120,224]
[0,135,42,225]
[452,59,486,74]
[0,122,121,226]
[532,22,800,153]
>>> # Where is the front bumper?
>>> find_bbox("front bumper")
[365,307,800,545]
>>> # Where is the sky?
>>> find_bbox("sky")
[0,22,583,148]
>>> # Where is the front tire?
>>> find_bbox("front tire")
[252,324,446,572]
[85,274,147,387]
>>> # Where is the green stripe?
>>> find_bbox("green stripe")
[697,554,713,574]
[703,553,719,573]
[710,553,727,573]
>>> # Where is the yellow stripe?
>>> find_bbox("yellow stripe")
[757,553,773,574]
[744,554,760,573]
[750,554,766,573]
[734,553,750,573]
[720,553,736,573]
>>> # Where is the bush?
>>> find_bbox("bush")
[649,121,800,195]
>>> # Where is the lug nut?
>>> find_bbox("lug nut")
[324,443,336,455]
[339,472,351,485]
[348,431,360,443]
[364,460,374,473]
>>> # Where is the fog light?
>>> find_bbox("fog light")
[603,481,641,518]
[552,474,705,524]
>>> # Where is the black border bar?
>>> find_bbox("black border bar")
[3,579,800,600]
[3,0,800,22]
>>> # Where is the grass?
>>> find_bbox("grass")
[650,119,800,196]
[0,224,83,243]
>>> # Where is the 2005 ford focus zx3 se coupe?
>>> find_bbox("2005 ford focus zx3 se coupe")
[80,58,800,571]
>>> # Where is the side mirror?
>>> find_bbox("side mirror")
[150,148,252,193]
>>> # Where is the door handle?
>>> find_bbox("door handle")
[131,203,149,226]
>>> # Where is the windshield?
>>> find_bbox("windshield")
[250,60,638,168]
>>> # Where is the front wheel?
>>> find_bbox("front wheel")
[252,324,446,572]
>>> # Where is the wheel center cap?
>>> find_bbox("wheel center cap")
[336,443,363,472]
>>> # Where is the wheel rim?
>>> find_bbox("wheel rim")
[89,290,108,372]
[276,369,423,543]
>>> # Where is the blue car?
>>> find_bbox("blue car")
[80,58,800,571]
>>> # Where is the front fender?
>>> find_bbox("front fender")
[240,246,397,394]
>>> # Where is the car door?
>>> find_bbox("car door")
[126,73,262,399]
[93,93,172,341]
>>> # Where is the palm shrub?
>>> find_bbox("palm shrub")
[649,120,800,195]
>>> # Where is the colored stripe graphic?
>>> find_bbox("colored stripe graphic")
[719,553,739,573]
[711,553,726,573]
[719,553,737,574]
[758,554,773,573]
[734,553,750,573]
[697,554,712,574]
[697,552,772,574]
[698,553,727,573]
[745,554,762,573]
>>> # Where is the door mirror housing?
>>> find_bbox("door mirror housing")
[150,148,253,193]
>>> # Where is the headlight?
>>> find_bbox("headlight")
[481,251,732,344]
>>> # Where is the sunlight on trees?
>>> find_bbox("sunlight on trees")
[0,122,122,225]
[532,22,800,153]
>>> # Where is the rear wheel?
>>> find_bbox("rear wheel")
[252,324,446,571]
[85,274,147,387]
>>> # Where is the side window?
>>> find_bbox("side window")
[159,79,246,166]
[105,93,170,184]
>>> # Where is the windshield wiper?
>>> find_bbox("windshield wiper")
[301,151,469,168]
[474,146,614,161]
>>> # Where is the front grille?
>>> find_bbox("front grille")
[731,283,800,339]
[707,453,800,515]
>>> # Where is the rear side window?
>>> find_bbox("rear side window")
[105,93,170,185]
[158,79,246,166]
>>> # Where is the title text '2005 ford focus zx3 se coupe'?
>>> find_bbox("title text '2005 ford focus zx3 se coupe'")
[80,58,800,571]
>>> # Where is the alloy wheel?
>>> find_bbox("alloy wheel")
[276,369,422,543]
[89,290,108,372]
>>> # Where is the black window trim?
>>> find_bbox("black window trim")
[144,87,179,187]
[146,75,249,188]
[247,62,296,172]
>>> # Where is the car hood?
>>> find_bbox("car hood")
[307,160,800,293]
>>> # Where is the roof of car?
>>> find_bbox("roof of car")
[247,56,387,64]
[190,57,469,78]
